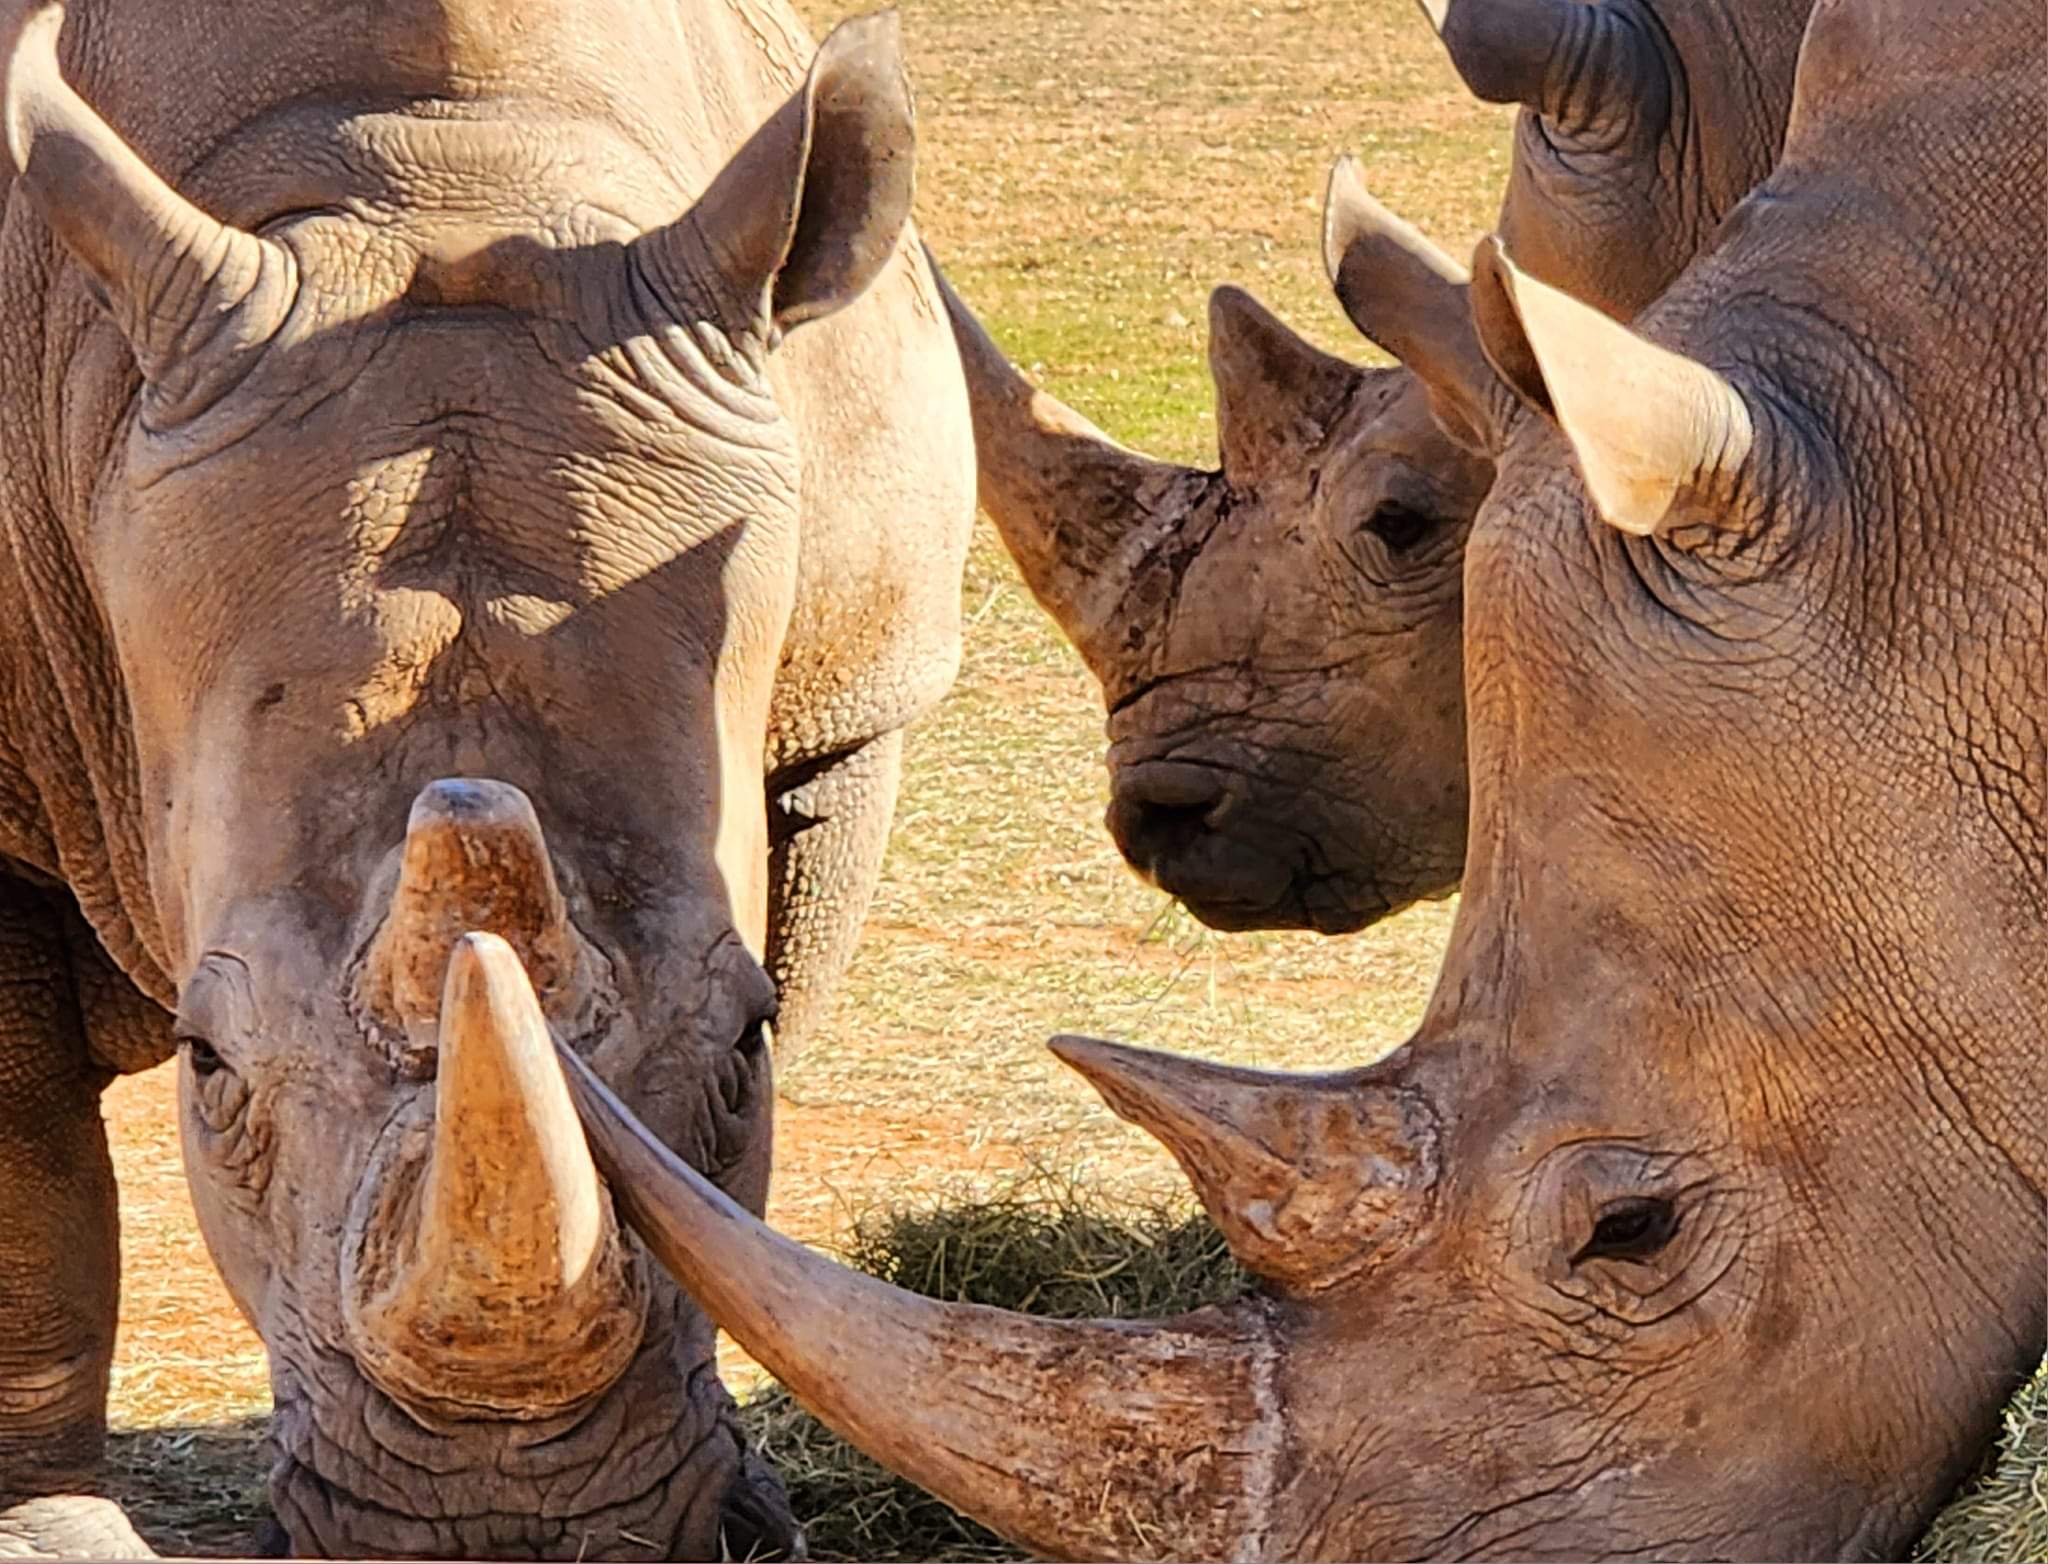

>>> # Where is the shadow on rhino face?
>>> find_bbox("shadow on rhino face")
[1,0,934,1549]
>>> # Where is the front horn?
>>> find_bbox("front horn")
[931,254,1212,686]
[345,933,645,1421]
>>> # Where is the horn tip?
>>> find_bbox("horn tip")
[407,776,540,835]
[1047,1032,1134,1076]
[1048,1033,1180,1107]
[441,929,524,1000]
[1417,0,1451,34]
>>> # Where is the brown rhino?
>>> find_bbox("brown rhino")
[945,0,1814,933]
[563,0,2048,1556]
[0,0,971,1556]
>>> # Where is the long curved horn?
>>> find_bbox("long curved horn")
[932,256,1211,684]
[347,934,645,1421]
[3,3,294,394]
[557,1037,1287,1562]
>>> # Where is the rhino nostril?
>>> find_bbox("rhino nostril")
[1107,765,1233,868]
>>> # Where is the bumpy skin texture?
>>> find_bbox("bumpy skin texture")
[592,4,2048,1557]
[0,877,123,1495]
[957,0,1813,933]
[1099,301,1486,933]
[766,729,903,1069]
[0,0,972,1555]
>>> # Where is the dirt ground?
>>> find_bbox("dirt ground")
[96,0,1510,1552]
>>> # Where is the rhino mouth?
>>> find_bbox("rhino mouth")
[264,1325,796,1560]
[1106,757,1406,934]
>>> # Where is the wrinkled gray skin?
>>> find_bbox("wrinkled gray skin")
[947,0,1814,933]
[562,1,2048,1557]
[0,0,972,1556]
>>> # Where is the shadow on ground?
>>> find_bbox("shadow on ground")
[104,1416,276,1558]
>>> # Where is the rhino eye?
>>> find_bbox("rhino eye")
[1362,500,1436,553]
[182,1034,227,1079]
[1575,1196,1679,1265]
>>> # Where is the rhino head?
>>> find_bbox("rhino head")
[3,3,922,1554]
[937,256,1492,934]
[556,4,2048,1550]
[944,0,1813,936]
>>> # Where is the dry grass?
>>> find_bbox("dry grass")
[89,0,2041,1558]
[1914,1369,2048,1563]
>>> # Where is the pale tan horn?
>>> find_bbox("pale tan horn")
[3,3,294,392]
[1475,239,1754,535]
[360,778,584,1060]
[346,934,644,1421]
[556,1037,1288,1562]
[931,254,1210,684]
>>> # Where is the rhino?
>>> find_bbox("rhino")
[560,0,2048,1556]
[0,0,971,1556]
[944,0,1814,933]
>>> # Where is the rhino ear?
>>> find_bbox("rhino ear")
[1322,155,1502,453]
[1422,0,1667,136]
[679,10,915,345]
[4,2,294,400]
[1469,238,1754,537]
[1207,286,1358,481]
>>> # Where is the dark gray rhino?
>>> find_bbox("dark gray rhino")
[945,0,1814,934]
[565,0,2048,1556]
[0,0,972,1555]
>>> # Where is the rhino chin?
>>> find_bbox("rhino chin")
[264,1323,800,1561]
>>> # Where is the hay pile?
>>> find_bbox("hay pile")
[738,1170,1247,1561]
[738,1172,2046,1563]
[1913,1361,2047,1562]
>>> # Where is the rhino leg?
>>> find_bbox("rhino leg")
[0,1495,154,1559]
[765,729,903,1077]
[0,879,122,1498]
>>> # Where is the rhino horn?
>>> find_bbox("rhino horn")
[1322,155,1503,453]
[933,257,1210,685]
[1422,0,1665,135]
[1471,237,1754,536]
[364,779,583,1051]
[559,1035,1291,1562]
[3,3,294,392]
[348,933,645,1420]
[1049,1035,1440,1292]
[1207,284,1360,481]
